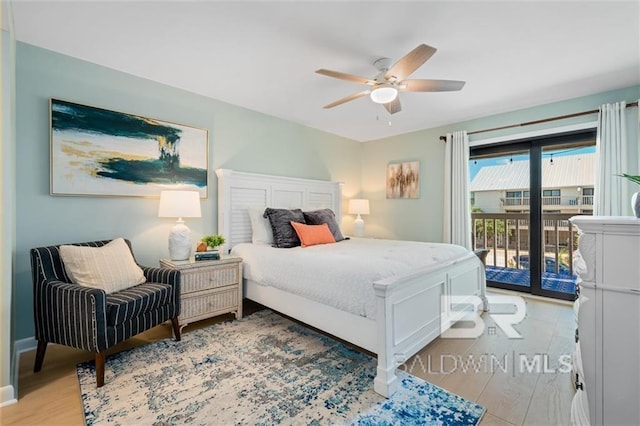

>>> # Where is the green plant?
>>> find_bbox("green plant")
[619,173,640,186]
[200,234,226,249]
[472,206,512,240]
[558,247,571,268]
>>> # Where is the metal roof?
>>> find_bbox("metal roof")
[470,153,595,192]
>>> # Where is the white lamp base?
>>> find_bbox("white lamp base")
[168,220,192,260]
[354,214,365,238]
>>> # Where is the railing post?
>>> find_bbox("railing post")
[483,219,487,251]
[516,218,521,268]
[569,223,575,275]
[492,218,498,267]
[472,218,476,249]
[504,219,509,268]
[554,218,560,274]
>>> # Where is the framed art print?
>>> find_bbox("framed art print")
[50,98,208,197]
[386,161,420,199]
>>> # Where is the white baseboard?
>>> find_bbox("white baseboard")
[0,385,16,407]
[14,336,37,355]
[11,336,36,401]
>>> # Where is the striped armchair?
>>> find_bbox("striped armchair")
[30,239,181,387]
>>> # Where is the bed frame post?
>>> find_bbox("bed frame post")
[373,285,399,398]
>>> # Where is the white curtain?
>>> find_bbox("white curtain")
[443,131,471,249]
[595,101,627,215]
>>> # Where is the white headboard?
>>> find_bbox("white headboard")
[216,169,343,252]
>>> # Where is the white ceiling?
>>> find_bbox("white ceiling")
[10,1,640,142]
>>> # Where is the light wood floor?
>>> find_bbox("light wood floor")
[0,293,575,426]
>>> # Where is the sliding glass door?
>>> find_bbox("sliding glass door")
[469,130,595,300]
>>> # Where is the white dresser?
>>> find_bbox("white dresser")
[569,216,640,426]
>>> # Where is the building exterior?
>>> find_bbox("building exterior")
[470,153,594,268]
[471,153,595,215]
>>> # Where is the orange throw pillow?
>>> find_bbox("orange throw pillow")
[290,221,336,247]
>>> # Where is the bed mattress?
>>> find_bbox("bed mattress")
[231,238,470,319]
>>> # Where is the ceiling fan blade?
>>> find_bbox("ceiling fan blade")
[383,97,402,115]
[384,44,437,82]
[400,79,466,92]
[323,90,370,109]
[316,69,375,85]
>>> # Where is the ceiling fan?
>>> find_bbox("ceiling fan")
[316,44,465,115]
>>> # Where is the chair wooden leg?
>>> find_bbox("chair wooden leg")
[171,317,181,341]
[33,341,48,373]
[95,351,106,388]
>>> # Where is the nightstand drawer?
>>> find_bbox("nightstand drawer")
[180,264,239,294]
[160,256,243,327]
[181,286,239,322]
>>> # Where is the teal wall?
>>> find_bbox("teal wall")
[13,42,363,340]
[360,86,640,242]
[12,41,640,342]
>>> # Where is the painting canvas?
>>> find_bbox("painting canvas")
[50,99,208,197]
[386,161,420,199]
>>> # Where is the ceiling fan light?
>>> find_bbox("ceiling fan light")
[370,86,398,104]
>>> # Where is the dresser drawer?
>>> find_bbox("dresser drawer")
[180,286,239,321]
[180,264,240,294]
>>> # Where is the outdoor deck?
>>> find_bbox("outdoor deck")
[472,212,581,297]
[485,265,577,294]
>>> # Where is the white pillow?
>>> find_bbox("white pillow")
[248,207,274,245]
[59,238,146,293]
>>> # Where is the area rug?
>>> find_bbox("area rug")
[77,310,485,425]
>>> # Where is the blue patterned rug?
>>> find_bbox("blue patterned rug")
[77,310,485,425]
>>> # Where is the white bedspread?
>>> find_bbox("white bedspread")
[231,238,471,319]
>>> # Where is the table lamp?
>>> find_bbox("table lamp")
[158,190,202,260]
[348,198,370,237]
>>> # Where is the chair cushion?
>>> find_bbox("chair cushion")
[105,282,173,326]
[60,238,146,293]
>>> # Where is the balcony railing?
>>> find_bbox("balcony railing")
[472,212,579,275]
[503,196,594,208]
[504,197,530,206]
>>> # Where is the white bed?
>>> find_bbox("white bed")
[216,169,487,398]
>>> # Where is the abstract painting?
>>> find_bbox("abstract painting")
[50,99,208,197]
[386,161,420,199]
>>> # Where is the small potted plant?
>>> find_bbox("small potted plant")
[197,234,226,252]
[619,173,640,218]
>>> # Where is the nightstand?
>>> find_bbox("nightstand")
[160,256,243,330]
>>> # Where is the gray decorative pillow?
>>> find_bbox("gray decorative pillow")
[303,209,345,242]
[263,208,306,248]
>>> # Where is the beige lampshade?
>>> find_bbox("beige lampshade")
[158,191,202,218]
[348,199,370,215]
